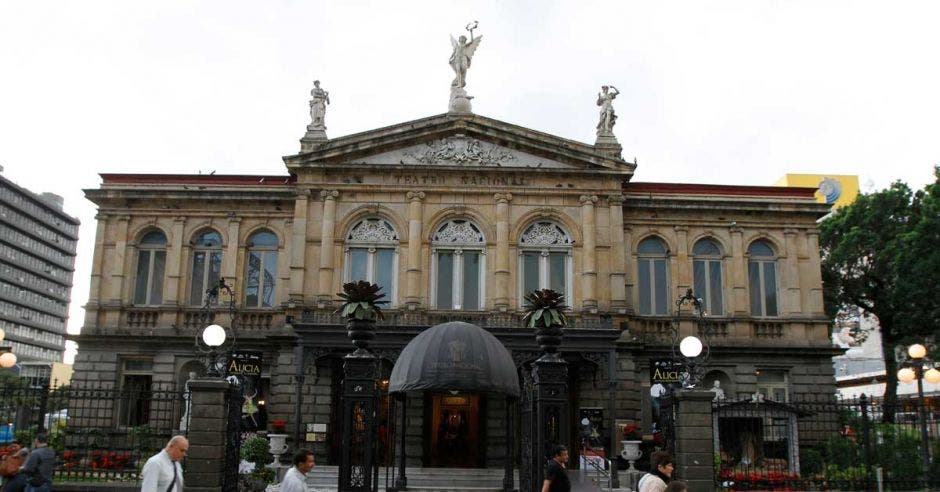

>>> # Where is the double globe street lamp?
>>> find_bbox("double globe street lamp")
[896,342,940,485]
[195,278,237,377]
[673,288,709,389]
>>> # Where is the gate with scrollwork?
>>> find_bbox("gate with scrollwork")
[224,383,244,492]
[519,370,537,492]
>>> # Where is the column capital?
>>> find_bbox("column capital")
[406,190,426,202]
[673,225,688,233]
[784,227,799,236]
[295,188,313,199]
[320,189,340,201]
[94,213,110,220]
[115,214,131,222]
[606,193,624,206]
[494,193,513,204]
[579,194,599,205]
[174,216,187,223]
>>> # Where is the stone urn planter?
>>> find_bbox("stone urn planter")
[620,440,642,471]
[267,433,288,459]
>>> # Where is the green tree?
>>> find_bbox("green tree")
[820,167,940,422]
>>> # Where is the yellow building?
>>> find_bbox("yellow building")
[774,174,859,209]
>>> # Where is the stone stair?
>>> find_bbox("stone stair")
[303,466,518,491]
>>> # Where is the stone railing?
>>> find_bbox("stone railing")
[631,317,673,342]
[753,321,785,338]
[297,309,614,330]
[124,308,160,328]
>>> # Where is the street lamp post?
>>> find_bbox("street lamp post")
[195,278,238,377]
[673,288,709,389]
[896,343,940,487]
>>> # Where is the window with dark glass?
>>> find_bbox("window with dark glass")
[519,221,572,305]
[692,238,724,316]
[133,231,167,305]
[748,240,778,317]
[245,230,278,308]
[432,219,485,310]
[637,237,669,315]
[344,218,399,306]
[190,230,223,305]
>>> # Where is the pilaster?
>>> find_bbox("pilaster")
[607,194,627,312]
[405,191,425,308]
[289,190,311,304]
[579,195,599,310]
[317,190,339,304]
[494,193,513,311]
[165,216,186,307]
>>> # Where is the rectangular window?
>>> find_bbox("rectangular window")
[349,248,368,282]
[694,259,724,316]
[522,252,539,296]
[653,260,667,315]
[749,261,778,317]
[756,369,788,402]
[261,251,277,307]
[638,259,652,315]
[134,251,151,305]
[245,251,262,307]
[190,251,222,305]
[462,252,480,310]
[549,252,566,294]
[134,250,165,305]
[118,359,154,427]
[375,249,395,298]
[436,252,454,309]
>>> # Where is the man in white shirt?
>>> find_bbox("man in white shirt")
[279,449,315,492]
[140,435,188,492]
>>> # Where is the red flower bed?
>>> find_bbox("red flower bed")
[89,450,132,470]
[718,468,801,491]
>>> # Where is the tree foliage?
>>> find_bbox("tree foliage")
[820,166,940,421]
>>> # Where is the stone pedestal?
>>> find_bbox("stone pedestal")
[594,134,623,159]
[300,125,328,152]
[674,390,716,492]
[184,378,231,492]
[449,87,473,113]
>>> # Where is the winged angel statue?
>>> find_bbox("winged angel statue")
[449,22,482,88]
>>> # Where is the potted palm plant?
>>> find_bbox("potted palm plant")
[336,280,386,352]
[522,289,569,355]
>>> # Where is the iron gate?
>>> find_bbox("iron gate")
[224,383,244,492]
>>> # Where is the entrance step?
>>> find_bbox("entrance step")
[303,466,518,491]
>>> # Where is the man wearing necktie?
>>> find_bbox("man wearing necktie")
[141,436,188,492]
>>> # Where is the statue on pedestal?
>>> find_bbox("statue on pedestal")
[449,21,482,89]
[596,85,620,136]
[309,80,330,130]
[448,22,482,113]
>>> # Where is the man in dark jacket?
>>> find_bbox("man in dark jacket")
[542,444,571,492]
[19,433,54,492]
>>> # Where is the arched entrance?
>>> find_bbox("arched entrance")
[388,321,520,490]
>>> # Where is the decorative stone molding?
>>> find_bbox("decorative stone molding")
[433,219,485,244]
[347,218,399,243]
[320,189,339,201]
[494,193,513,204]
[606,193,624,206]
[520,222,573,246]
[579,195,599,205]
[406,191,426,202]
[404,136,518,167]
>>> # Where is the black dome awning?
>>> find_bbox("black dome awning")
[388,321,520,398]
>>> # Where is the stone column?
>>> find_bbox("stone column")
[184,378,231,491]
[579,195,599,310]
[623,226,635,311]
[607,194,627,312]
[783,228,801,315]
[729,225,747,316]
[165,216,186,306]
[222,217,241,283]
[108,215,130,305]
[494,193,513,311]
[805,231,824,315]
[317,190,339,304]
[289,190,311,304]
[674,226,690,293]
[673,390,716,492]
[84,214,108,328]
[405,191,425,308]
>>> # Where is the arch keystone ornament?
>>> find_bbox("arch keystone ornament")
[335,280,387,492]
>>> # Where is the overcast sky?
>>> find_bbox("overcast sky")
[1,1,938,362]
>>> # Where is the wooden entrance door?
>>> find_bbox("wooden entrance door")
[427,393,481,467]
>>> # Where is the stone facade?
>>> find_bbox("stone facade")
[71,111,837,467]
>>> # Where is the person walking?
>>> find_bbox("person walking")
[638,451,674,492]
[665,480,688,492]
[1,444,29,492]
[140,436,188,492]
[279,449,315,492]
[19,433,55,492]
[541,444,571,492]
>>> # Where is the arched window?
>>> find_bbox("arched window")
[133,230,167,305]
[692,238,724,316]
[245,230,278,308]
[637,237,669,315]
[190,230,224,306]
[748,240,778,317]
[519,221,572,305]
[432,219,485,310]
[345,218,399,306]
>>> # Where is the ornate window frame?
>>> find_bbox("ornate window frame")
[430,219,486,310]
[343,218,400,307]
[517,221,573,307]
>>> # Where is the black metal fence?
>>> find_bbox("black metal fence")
[713,394,940,491]
[0,380,186,485]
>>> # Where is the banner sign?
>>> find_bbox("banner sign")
[650,358,684,385]
[228,350,263,430]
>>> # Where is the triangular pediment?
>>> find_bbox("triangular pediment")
[284,113,635,175]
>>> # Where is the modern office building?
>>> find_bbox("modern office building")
[0,165,80,385]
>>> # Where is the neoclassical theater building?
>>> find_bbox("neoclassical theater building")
[72,81,837,467]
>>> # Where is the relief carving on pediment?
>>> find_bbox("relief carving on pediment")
[404,135,517,167]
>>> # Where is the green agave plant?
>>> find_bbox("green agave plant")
[522,289,569,328]
[336,280,387,320]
